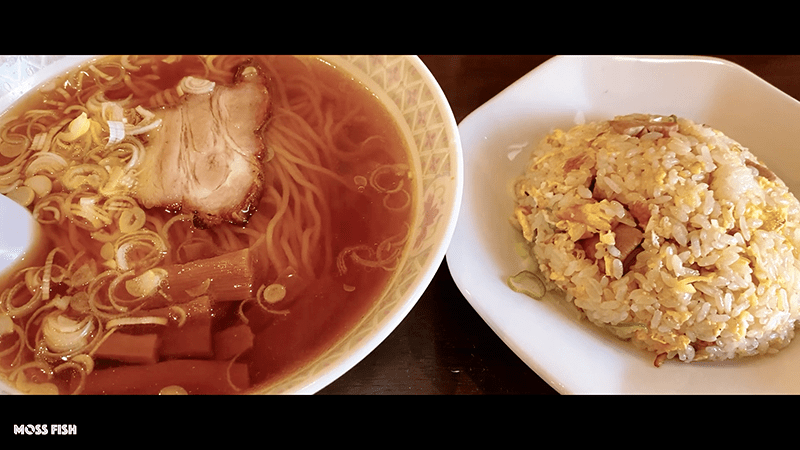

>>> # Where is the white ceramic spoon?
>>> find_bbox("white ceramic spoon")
[0,193,43,280]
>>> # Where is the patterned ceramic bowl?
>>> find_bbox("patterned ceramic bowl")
[0,55,463,394]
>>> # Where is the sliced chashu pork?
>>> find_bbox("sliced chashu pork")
[135,61,271,227]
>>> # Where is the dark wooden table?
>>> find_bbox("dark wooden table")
[317,55,800,395]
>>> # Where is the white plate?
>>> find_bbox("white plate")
[447,55,800,394]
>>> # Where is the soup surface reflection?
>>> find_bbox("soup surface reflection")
[0,55,414,394]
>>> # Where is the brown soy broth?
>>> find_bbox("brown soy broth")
[241,57,413,390]
[0,55,413,394]
[245,192,405,390]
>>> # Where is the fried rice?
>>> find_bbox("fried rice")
[512,113,800,366]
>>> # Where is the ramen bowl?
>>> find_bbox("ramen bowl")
[0,55,462,394]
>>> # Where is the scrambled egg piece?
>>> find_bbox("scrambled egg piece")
[743,175,788,232]
[662,310,692,329]
[674,275,714,295]
[515,206,534,241]
[745,202,787,232]
[727,311,753,342]
[556,199,616,241]
[637,328,692,355]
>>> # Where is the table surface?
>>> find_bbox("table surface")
[317,55,800,395]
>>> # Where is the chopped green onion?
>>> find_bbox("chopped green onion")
[607,322,648,331]
[507,270,546,299]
